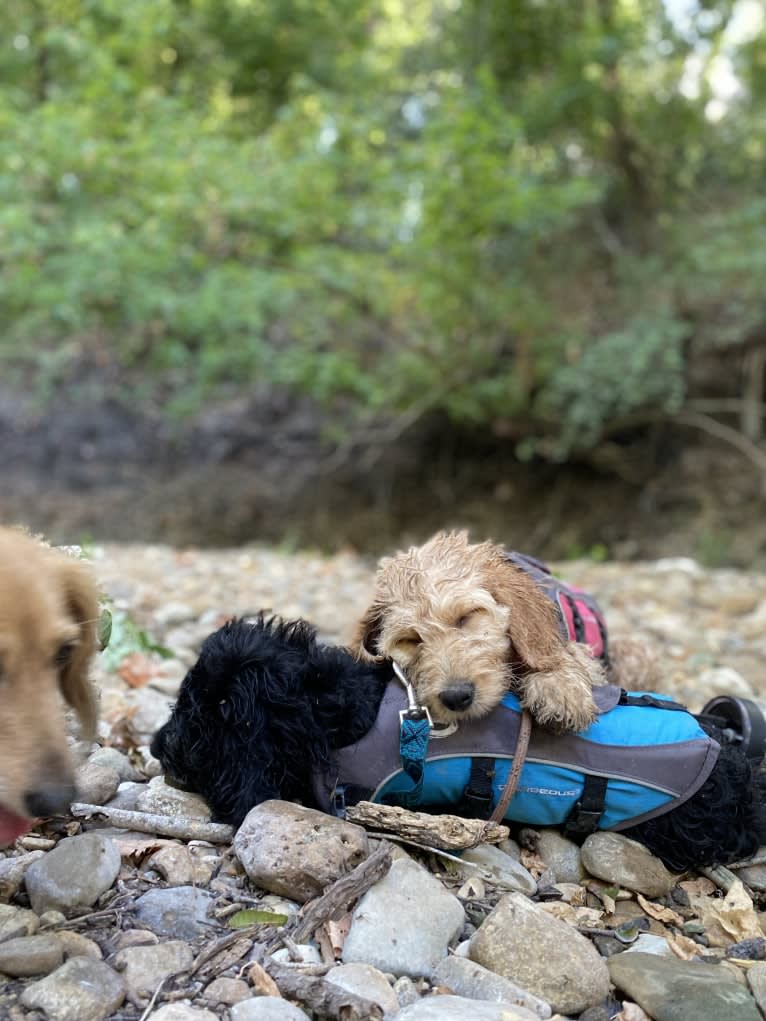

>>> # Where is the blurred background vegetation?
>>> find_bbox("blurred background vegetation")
[1,0,765,561]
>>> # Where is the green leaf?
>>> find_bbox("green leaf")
[228,909,289,929]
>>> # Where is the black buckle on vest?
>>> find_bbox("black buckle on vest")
[564,774,608,837]
[458,757,496,820]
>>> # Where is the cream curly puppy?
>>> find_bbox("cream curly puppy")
[354,531,607,733]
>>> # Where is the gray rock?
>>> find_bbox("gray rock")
[122,687,175,742]
[234,800,369,903]
[204,976,251,1004]
[75,762,121,805]
[609,951,761,1021]
[230,997,310,1020]
[271,943,323,965]
[432,956,551,1018]
[394,994,547,1020]
[105,781,148,812]
[24,832,121,915]
[113,939,194,999]
[394,975,421,1008]
[0,934,63,976]
[147,1006,219,1021]
[535,829,586,883]
[136,775,212,819]
[469,893,609,1015]
[20,957,126,1021]
[0,849,44,900]
[747,962,766,1014]
[733,863,766,891]
[133,886,217,939]
[580,832,674,897]
[325,962,400,1015]
[342,857,465,978]
[460,844,537,895]
[87,746,144,781]
[0,903,40,943]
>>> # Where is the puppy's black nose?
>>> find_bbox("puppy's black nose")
[24,780,76,819]
[439,681,476,712]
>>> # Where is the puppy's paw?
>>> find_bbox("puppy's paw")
[520,651,602,734]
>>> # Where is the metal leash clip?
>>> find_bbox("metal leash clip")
[392,660,432,727]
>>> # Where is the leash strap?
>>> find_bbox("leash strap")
[398,711,431,808]
[489,708,533,824]
[563,774,608,836]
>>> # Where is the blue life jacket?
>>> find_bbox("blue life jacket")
[313,684,720,834]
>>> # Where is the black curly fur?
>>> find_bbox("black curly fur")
[152,616,766,869]
[150,616,391,826]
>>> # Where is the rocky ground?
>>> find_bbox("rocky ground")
[3,543,766,1021]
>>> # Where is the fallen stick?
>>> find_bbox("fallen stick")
[346,801,509,849]
[265,959,384,1021]
[289,841,393,944]
[69,802,234,844]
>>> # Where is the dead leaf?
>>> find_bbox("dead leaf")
[245,961,281,997]
[637,893,684,926]
[680,877,716,898]
[688,879,763,948]
[666,931,704,960]
[541,902,603,927]
[520,849,548,876]
[118,651,161,688]
[112,835,175,859]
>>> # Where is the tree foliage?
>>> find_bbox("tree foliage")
[1,0,764,458]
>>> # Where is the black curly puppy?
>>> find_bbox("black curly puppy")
[151,616,766,870]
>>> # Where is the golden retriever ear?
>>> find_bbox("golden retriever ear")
[483,554,564,672]
[352,600,386,662]
[57,558,100,739]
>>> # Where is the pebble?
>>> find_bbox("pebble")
[460,844,537,895]
[88,746,144,781]
[233,800,370,902]
[271,944,323,965]
[325,962,400,1015]
[0,850,45,900]
[394,995,546,1020]
[136,775,212,819]
[609,951,762,1021]
[20,957,126,1021]
[431,956,551,1019]
[204,976,251,1004]
[622,933,674,957]
[394,975,422,1008]
[0,934,64,976]
[54,930,103,960]
[113,939,194,999]
[133,886,217,939]
[105,780,148,811]
[147,1007,219,1021]
[0,904,40,942]
[468,893,609,1015]
[75,762,121,805]
[580,832,674,897]
[230,997,310,1020]
[535,830,587,883]
[342,857,465,978]
[24,832,121,915]
[146,844,199,885]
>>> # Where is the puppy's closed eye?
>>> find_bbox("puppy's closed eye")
[393,631,422,654]
[455,608,487,629]
[53,642,76,668]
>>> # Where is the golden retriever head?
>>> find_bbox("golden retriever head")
[0,528,99,842]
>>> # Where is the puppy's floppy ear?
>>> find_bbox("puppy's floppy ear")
[483,552,563,671]
[56,556,100,739]
[353,600,386,662]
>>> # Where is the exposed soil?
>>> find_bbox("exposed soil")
[2,383,766,566]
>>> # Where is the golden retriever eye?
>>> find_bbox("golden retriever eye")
[53,642,75,668]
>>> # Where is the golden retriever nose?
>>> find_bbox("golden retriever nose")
[24,780,76,819]
[439,682,476,712]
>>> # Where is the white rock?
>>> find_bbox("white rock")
[325,962,400,1015]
